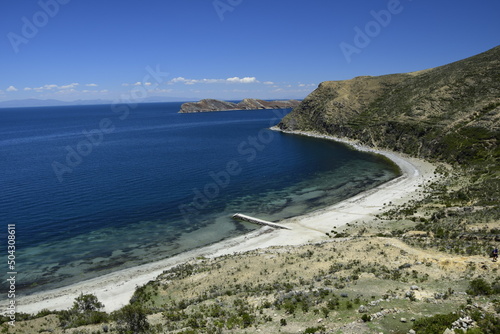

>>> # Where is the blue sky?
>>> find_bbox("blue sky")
[0,0,499,103]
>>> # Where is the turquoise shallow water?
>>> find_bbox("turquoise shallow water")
[0,102,400,296]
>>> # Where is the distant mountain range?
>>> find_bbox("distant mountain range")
[0,96,199,109]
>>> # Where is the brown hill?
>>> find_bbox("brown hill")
[278,46,500,166]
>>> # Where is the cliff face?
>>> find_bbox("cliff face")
[179,98,301,113]
[279,46,500,166]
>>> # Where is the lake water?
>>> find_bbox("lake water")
[0,102,400,296]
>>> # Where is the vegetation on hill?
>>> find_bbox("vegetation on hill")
[279,46,499,205]
[3,239,500,333]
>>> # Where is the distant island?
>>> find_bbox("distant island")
[178,98,301,113]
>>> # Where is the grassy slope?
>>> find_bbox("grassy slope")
[4,239,500,333]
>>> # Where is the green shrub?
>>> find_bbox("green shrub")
[58,294,108,329]
[412,313,460,334]
[58,309,109,329]
[35,309,53,318]
[304,325,325,333]
[476,311,500,334]
[113,304,150,334]
[467,278,493,296]
[73,293,104,312]
[462,329,484,334]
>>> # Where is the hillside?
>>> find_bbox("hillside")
[279,46,499,167]
[279,46,500,209]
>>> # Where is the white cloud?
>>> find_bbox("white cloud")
[59,83,79,90]
[200,79,222,84]
[35,84,58,92]
[170,76,259,85]
[81,89,108,94]
[122,81,159,87]
[226,76,258,84]
[6,86,18,92]
[263,81,274,85]
[56,88,77,94]
[171,77,188,83]
[170,77,219,85]
[170,77,217,85]
[19,82,113,98]
[24,83,82,92]
[122,81,155,87]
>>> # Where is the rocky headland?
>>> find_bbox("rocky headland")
[278,46,499,168]
[179,98,301,113]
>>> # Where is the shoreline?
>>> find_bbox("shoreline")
[8,130,437,314]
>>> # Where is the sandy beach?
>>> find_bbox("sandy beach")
[8,130,437,314]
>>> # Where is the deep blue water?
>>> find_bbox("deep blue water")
[0,102,400,296]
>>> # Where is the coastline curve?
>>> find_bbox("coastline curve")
[7,130,437,314]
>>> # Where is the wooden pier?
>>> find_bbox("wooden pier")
[232,213,291,230]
